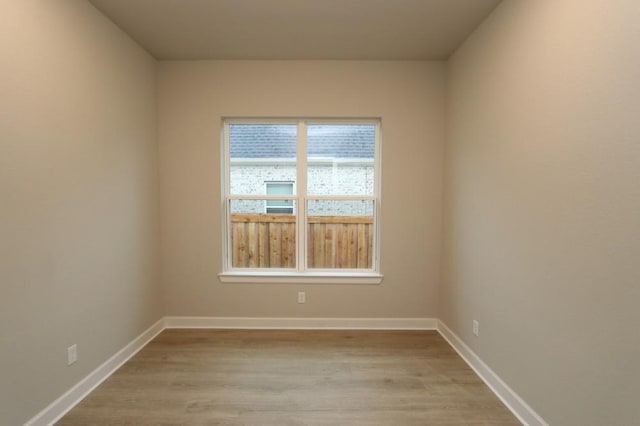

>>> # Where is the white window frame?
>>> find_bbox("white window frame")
[219,118,383,284]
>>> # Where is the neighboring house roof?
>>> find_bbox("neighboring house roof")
[230,124,374,159]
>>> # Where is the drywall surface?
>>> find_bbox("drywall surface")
[443,1,640,424]
[0,1,160,424]
[158,61,445,317]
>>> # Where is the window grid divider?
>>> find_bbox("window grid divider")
[296,121,307,273]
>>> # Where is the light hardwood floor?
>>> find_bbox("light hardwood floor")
[57,330,520,425]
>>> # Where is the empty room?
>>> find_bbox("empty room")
[1,1,638,425]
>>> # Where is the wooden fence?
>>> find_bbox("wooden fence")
[231,213,373,269]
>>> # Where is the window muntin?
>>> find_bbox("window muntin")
[223,119,381,280]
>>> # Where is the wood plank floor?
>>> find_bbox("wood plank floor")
[57,330,520,425]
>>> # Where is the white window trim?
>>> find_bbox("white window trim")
[220,118,383,285]
[219,271,383,284]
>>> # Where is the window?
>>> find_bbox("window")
[265,181,294,214]
[220,119,382,284]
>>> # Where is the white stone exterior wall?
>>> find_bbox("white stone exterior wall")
[230,162,374,215]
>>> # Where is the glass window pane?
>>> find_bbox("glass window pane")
[307,124,375,196]
[229,124,297,195]
[307,199,374,269]
[230,199,296,269]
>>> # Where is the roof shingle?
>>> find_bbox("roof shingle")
[230,124,374,159]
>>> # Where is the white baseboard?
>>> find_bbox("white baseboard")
[24,318,165,426]
[437,320,548,426]
[164,316,438,330]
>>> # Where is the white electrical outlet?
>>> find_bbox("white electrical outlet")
[67,344,78,365]
[472,320,479,337]
[297,291,306,304]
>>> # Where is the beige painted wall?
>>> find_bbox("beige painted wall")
[0,1,160,424]
[443,1,640,424]
[158,61,445,318]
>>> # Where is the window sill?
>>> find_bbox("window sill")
[218,271,383,285]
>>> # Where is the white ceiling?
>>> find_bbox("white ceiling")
[89,0,501,60]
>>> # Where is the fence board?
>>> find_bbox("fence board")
[268,222,280,267]
[347,224,358,267]
[324,225,335,268]
[307,224,315,268]
[282,223,295,268]
[247,222,257,268]
[258,223,268,267]
[357,223,367,268]
[312,223,324,268]
[367,224,373,268]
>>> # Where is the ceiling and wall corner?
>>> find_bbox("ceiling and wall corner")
[88,0,502,60]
